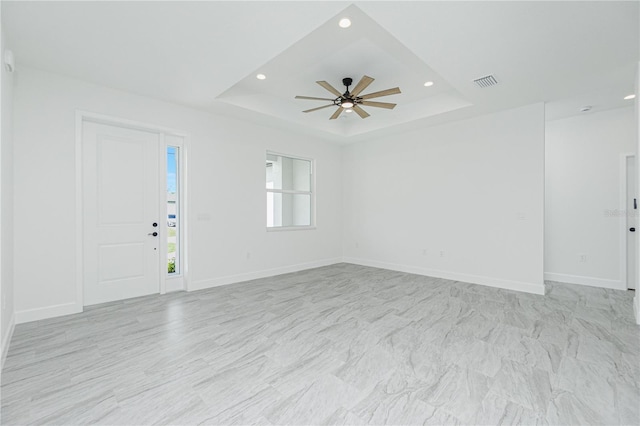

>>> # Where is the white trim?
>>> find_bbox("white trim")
[267,226,316,232]
[159,132,167,295]
[75,110,190,310]
[75,111,84,314]
[634,293,640,325]
[188,257,342,291]
[182,134,190,291]
[75,110,189,138]
[344,257,546,295]
[266,150,314,163]
[1,313,15,369]
[15,302,81,324]
[544,272,625,290]
[266,189,311,195]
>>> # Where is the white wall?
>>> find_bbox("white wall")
[1,23,15,366]
[545,107,635,290]
[12,66,342,322]
[342,103,546,294]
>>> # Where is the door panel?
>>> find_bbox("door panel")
[97,136,146,224]
[83,121,160,305]
[98,243,145,282]
[627,156,636,290]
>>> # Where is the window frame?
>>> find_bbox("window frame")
[266,151,316,231]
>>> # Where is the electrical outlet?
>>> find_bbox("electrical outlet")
[579,254,587,263]
[246,252,251,260]
[440,250,445,258]
[355,242,359,249]
[422,249,427,256]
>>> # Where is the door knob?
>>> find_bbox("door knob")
[630,228,636,232]
[148,232,158,237]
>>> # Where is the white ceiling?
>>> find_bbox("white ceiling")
[3,1,639,141]
[216,4,471,137]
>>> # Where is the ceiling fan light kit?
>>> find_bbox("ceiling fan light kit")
[295,75,400,119]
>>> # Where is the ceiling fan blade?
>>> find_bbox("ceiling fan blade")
[316,81,343,97]
[350,75,375,96]
[360,87,401,99]
[352,105,370,119]
[329,108,344,120]
[360,100,396,109]
[303,104,335,113]
[295,96,336,101]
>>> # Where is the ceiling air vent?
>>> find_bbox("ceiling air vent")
[473,75,498,88]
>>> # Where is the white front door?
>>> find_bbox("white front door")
[83,121,161,305]
[627,155,637,290]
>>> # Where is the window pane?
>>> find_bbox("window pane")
[267,193,311,227]
[167,146,179,274]
[265,155,311,191]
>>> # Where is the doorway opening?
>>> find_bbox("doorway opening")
[78,113,187,307]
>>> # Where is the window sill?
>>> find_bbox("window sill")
[267,226,316,232]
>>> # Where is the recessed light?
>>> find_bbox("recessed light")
[339,18,351,28]
[624,94,636,100]
[424,81,434,87]
[256,74,266,80]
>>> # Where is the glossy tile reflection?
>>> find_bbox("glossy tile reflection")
[2,264,638,425]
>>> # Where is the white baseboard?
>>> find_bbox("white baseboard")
[343,257,545,295]
[11,257,550,325]
[544,272,625,291]
[634,294,639,325]
[189,257,343,291]
[15,302,82,324]
[1,313,15,369]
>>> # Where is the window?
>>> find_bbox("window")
[167,146,180,274]
[266,153,314,229]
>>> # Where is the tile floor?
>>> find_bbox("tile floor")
[1,264,639,425]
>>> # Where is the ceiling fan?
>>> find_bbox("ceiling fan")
[295,75,400,120]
